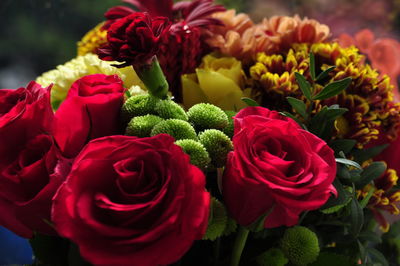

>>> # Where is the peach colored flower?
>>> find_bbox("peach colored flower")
[206,14,330,63]
[338,29,400,101]
[206,10,263,63]
[259,15,330,52]
[354,29,375,53]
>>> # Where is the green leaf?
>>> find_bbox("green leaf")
[280,111,304,127]
[241,97,259,106]
[246,206,274,232]
[358,231,382,244]
[309,252,353,266]
[349,198,364,237]
[313,77,352,100]
[329,139,357,155]
[309,52,316,81]
[286,97,308,118]
[295,72,312,100]
[356,162,386,189]
[321,179,352,213]
[352,144,389,164]
[359,187,375,209]
[357,240,367,264]
[324,107,348,120]
[316,66,336,82]
[336,158,362,170]
[367,248,389,266]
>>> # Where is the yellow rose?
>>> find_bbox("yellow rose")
[182,54,251,110]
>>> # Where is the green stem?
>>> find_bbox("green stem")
[134,56,169,99]
[214,237,221,266]
[230,226,250,266]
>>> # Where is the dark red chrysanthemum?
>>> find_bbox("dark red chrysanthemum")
[98,12,170,67]
[103,0,225,101]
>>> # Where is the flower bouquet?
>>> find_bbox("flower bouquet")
[2,0,400,265]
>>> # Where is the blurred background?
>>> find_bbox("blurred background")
[1,0,400,89]
[1,0,400,264]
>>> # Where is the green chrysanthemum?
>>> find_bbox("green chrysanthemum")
[188,103,229,131]
[121,94,159,123]
[199,129,233,167]
[256,248,289,266]
[223,110,236,138]
[155,100,188,121]
[151,119,197,141]
[175,139,210,169]
[281,226,320,266]
[125,115,164,137]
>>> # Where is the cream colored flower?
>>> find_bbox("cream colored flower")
[36,53,145,109]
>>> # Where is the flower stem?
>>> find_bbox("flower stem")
[230,226,249,266]
[134,56,169,99]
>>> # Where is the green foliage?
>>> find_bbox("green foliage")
[203,198,228,241]
[241,97,260,107]
[309,252,352,266]
[312,78,352,100]
[256,248,289,266]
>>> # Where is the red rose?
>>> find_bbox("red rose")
[52,134,210,266]
[0,82,69,238]
[0,134,70,238]
[0,81,53,165]
[222,107,337,228]
[98,12,171,67]
[53,74,125,157]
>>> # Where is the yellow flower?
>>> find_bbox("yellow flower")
[77,22,107,56]
[182,54,251,111]
[36,53,145,109]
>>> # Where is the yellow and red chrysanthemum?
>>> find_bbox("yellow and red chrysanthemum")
[77,22,107,56]
[358,166,400,232]
[249,42,400,147]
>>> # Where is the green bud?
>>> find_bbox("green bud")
[121,94,159,123]
[256,248,289,266]
[125,115,164,137]
[155,100,188,121]
[175,139,210,169]
[223,110,236,139]
[188,103,228,131]
[281,226,320,266]
[199,129,233,168]
[203,198,228,241]
[151,119,197,141]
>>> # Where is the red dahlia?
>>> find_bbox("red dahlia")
[103,0,225,101]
